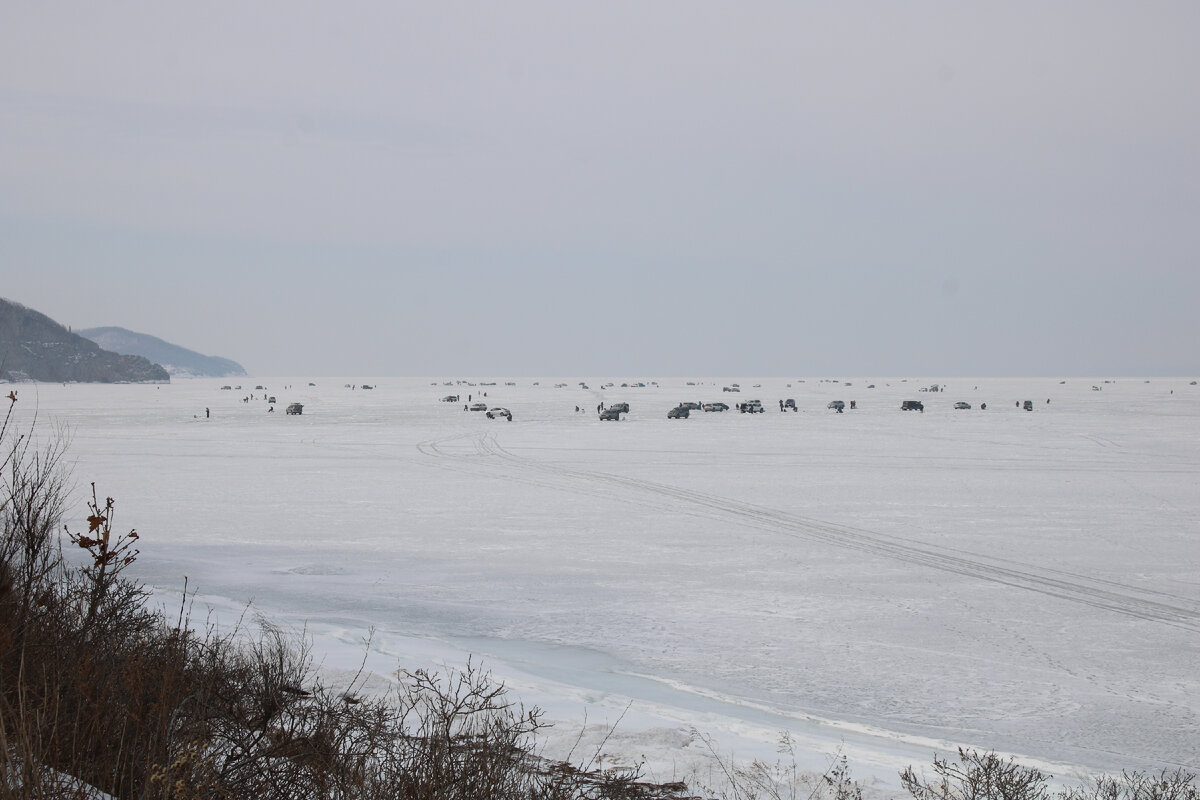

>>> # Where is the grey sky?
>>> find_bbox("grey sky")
[2,2,1197,377]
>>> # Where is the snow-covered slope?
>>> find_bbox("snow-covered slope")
[77,326,246,378]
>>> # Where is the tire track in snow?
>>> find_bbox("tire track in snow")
[415,431,684,513]
[419,430,1200,633]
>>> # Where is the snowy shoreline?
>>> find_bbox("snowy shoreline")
[27,376,1200,789]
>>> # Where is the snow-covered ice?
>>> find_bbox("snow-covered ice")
[19,376,1200,790]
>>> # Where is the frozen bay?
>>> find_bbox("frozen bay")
[23,376,1200,789]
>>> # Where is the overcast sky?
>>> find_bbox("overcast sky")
[2,2,1197,377]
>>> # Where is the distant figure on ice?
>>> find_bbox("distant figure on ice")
[205,407,210,418]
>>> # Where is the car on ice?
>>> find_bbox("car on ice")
[901,400,924,411]
[702,402,729,412]
[486,407,512,420]
[285,403,304,415]
[827,400,845,411]
[607,402,630,414]
[954,402,972,410]
[469,402,488,411]
[599,407,622,420]
[667,405,690,419]
[738,400,765,413]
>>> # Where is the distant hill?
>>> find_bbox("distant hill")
[77,326,247,378]
[0,298,170,383]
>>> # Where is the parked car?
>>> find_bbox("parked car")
[702,402,729,412]
[1023,400,1034,411]
[784,399,797,411]
[901,400,924,411]
[739,400,765,413]
[608,402,630,413]
[441,395,460,402]
[679,401,702,410]
[722,386,741,392]
[599,407,622,421]
[667,405,690,419]
[267,396,276,404]
[486,407,512,420]
[469,402,488,411]
[954,402,972,410]
[285,403,304,415]
[827,400,845,411]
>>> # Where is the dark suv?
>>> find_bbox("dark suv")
[901,400,924,412]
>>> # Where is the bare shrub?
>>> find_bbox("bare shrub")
[0,396,68,645]
[900,748,1051,800]
[1059,770,1198,800]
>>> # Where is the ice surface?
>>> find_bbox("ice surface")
[19,376,1200,789]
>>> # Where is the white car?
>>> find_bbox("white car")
[469,402,488,411]
[486,407,512,420]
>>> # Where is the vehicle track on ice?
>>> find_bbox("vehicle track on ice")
[418,431,1200,634]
